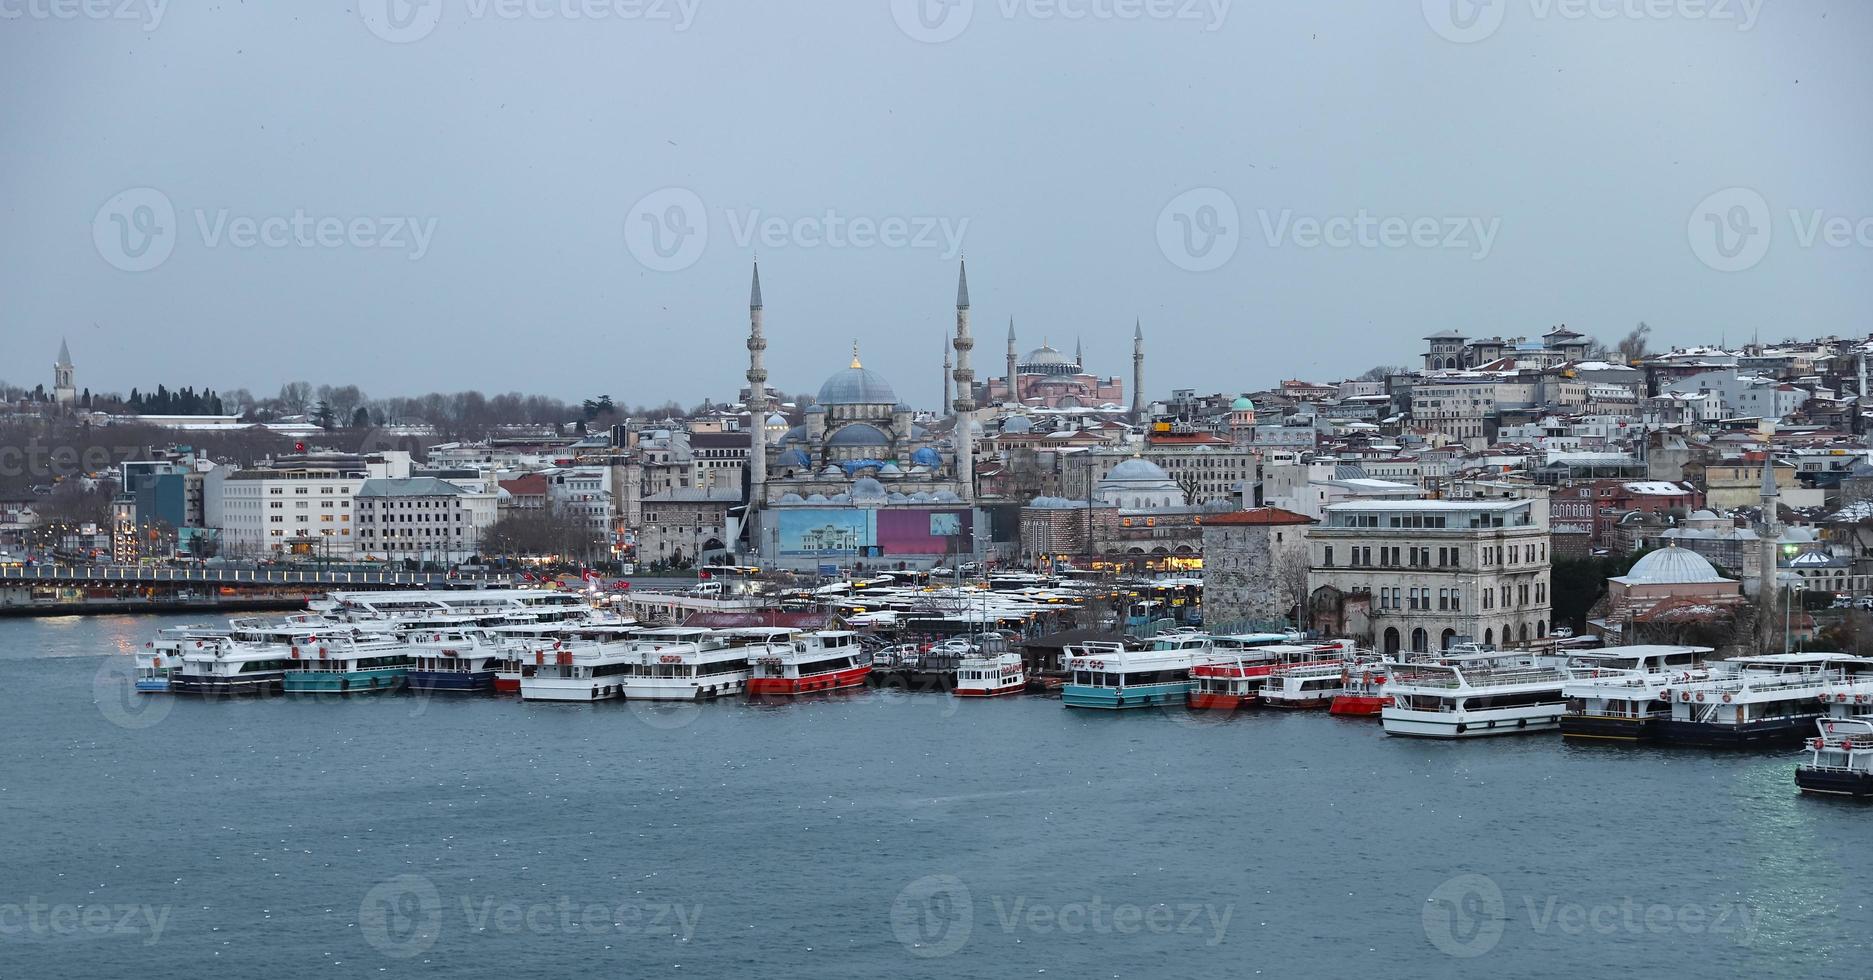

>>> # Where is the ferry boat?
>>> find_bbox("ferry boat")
[1381,650,1571,738]
[1795,717,1873,798]
[955,652,1026,697]
[1653,654,1873,747]
[169,618,311,696]
[519,624,644,702]
[1329,658,1393,717]
[1185,632,1307,711]
[620,627,750,701]
[1062,633,1213,710]
[486,617,637,693]
[1558,645,1710,742]
[281,630,414,694]
[1257,642,1360,710]
[405,628,504,694]
[746,630,872,695]
[137,625,230,692]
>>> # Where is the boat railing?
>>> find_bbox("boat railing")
[1391,666,1566,690]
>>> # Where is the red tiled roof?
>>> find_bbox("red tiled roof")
[1203,507,1314,526]
[500,474,549,495]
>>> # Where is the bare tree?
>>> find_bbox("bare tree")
[1615,322,1652,364]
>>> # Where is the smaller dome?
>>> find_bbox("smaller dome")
[1202,498,1237,512]
[931,490,962,503]
[1002,415,1033,434]
[778,492,805,504]
[851,477,887,499]
[1688,509,1719,520]
[911,447,943,467]
[879,463,903,476]
[1103,457,1173,483]
[828,423,891,447]
[777,425,806,445]
[778,448,812,469]
[819,465,843,478]
[805,493,829,503]
[1231,396,1255,411]
[893,402,913,413]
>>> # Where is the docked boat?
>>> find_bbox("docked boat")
[138,624,230,692]
[169,618,313,696]
[1381,650,1571,738]
[1653,654,1873,748]
[1329,657,1394,717]
[519,624,644,702]
[281,630,414,694]
[1062,632,1214,710]
[746,630,872,695]
[405,628,505,694]
[1257,643,1360,710]
[1795,717,1873,798]
[620,627,750,701]
[1185,632,1308,711]
[955,651,1026,697]
[1558,645,1710,742]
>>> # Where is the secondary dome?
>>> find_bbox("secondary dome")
[1623,545,1725,584]
[1231,396,1255,411]
[1102,457,1173,483]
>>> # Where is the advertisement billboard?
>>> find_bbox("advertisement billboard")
[776,509,869,557]
[875,508,972,557]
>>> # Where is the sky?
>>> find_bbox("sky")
[2,0,1868,411]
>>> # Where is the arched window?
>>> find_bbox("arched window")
[1519,624,1529,644]
[1484,628,1493,647]
[1440,628,1456,650]
[1411,628,1428,653]
[1536,621,1545,638]
[1383,627,1400,654]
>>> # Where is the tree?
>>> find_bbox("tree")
[311,401,337,430]
[277,381,313,415]
[350,406,372,429]
[1357,365,1408,382]
[1615,322,1652,364]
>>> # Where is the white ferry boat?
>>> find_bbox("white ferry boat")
[138,624,230,692]
[620,627,750,701]
[1062,633,1214,710]
[1795,717,1873,798]
[1381,650,1571,738]
[169,618,324,696]
[1557,645,1711,742]
[486,618,638,693]
[519,625,644,702]
[314,588,593,626]
[281,630,415,694]
[745,630,872,695]
[405,627,506,694]
[955,652,1026,697]
[1255,642,1360,710]
[1655,654,1873,747]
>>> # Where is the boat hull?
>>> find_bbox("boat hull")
[621,678,748,701]
[521,679,624,702]
[954,682,1024,698]
[1382,705,1565,738]
[407,670,496,694]
[1795,768,1873,798]
[1329,694,1389,717]
[283,669,407,695]
[1062,681,1190,710]
[1261,696,1334,710]
[747,665,871,696]
[1186,691,1251,711]
[1652,715,1824,748]
[135,679,171,693]
[171,674,283,697]
[494,674,521,693]
[1559,714,1656,742]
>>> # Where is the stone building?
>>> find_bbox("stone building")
[1201,507,1314,628]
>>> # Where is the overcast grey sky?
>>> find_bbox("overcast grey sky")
[3,1,1867,409]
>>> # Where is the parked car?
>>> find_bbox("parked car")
[1550,626,1575,639]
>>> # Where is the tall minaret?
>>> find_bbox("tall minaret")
[1130,319,1145,420]
[1005,318,1018,406]
[1758,429,1781,652]
[952,261,975,500]
[745,262,769,519]
[1074,337,1083,372]
[941,336,953,413]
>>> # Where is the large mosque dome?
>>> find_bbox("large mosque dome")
[817,352,898,405]
[1623,544,1726,584]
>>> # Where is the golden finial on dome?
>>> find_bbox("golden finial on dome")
[850,341,862,370]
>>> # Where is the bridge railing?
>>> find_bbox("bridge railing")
[0,565,521,588]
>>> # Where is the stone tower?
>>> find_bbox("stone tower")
[1758,433,1781,652]
[53,339,76,406]
[952,261,975,501]
[746,262,769,516]
[941,336,952,415]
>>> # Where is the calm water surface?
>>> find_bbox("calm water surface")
[2,614,1868,979]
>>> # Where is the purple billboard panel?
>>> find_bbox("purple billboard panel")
[875,508,972,556]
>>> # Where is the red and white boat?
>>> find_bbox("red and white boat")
[1255,642,1358,709]
[1329,659,1393,717]
[954,652,1026,697]
[1187,639,1351,711]
[746,630,872,695]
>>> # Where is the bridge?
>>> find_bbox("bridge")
[0,564,521,589]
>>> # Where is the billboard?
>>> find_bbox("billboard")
[776,509,868,557]
[876,508,972,557]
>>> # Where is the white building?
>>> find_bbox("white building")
[210,452,410,558]
[353,477,499,565]
[1309,497,1553,654]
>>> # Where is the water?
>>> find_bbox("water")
[2,615,1868,979]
